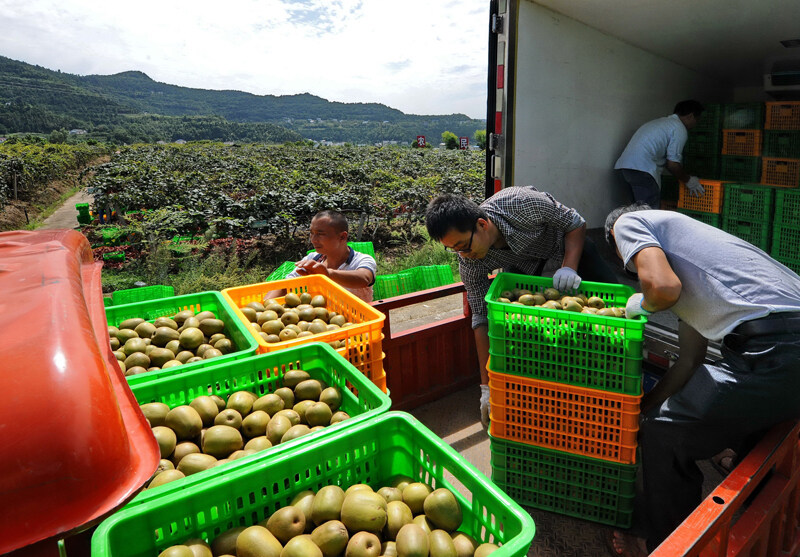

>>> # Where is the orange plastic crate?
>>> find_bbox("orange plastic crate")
[221,275,386,391]
[721,129,762,156]
[766,101,800,130]
[677,179,726,213]
[761,157,800,188]
[488,369,641,464]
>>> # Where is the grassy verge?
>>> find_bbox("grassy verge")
[102,236,461,296]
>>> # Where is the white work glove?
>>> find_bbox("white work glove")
[480,384,490,430]
[625,293,653,319]
[552,266,581,291]
[686,176,705,197]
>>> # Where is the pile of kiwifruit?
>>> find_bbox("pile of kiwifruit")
[109,308,235,376]
[239,293,353,348]
[155,477,499,557]
[496,287,630,318]
[143,369,350,489]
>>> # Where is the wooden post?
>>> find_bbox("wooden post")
[12,172,17,200]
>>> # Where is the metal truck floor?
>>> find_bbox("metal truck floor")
[410,384,725,557]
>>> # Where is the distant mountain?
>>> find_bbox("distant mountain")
[0,56,485,144]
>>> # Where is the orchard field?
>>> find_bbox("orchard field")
[78,142,484,292]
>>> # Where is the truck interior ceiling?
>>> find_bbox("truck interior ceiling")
[497,0,800,228]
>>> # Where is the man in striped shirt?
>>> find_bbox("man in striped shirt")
[425,186,617,427]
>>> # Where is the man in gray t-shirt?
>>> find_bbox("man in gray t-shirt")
[605,205,800,556]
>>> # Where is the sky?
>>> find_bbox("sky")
[0,0,489,119]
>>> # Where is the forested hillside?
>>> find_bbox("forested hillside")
[0,56,485,144]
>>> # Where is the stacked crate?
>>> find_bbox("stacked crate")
[763,102,800,188]
[683,102,722,181]
[485,273,644,528]
[677,179,725,227]
[721,184,774,251]
[772,188,800,274]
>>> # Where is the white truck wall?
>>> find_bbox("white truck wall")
[512,1,726,227]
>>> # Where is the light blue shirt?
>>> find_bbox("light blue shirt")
[614,210,800,340]
[614,114,688,186]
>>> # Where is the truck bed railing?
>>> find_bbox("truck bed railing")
[371,283,480,410]
[653,420,800,557]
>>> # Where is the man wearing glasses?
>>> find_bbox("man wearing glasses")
[425,186,617,427]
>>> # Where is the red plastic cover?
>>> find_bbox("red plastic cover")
[0,230,159,553]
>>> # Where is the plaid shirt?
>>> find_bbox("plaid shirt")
[460,186,585,328]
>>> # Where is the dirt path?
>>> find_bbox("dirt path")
[39,189,92,230]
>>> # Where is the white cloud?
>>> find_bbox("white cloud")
[0,0,488,118]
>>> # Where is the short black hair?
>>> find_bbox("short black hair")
[312,210,348,234]
[425,194,488,241]
[604,202,652,248]
[673,100,705,119]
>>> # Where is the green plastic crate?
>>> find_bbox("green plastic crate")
[485,273,644,396]
[490,435,637,528]
[720,155,762,183]
[660,174,680,202]
[775,188,800,229]
[723,103,765,129]
[265,260,296,281]
[102,252,126,262]
[100,227,124,246]
[677,209,721,228]
[306,241,376,259]
[694,103,722,132]
[684,129,721,156]
[683,154,721,179]
[126,342,391,506]
[106,291,258,386]
[772,225,800,262]
[722,218,772,251]
[722,183,774,222]
[112,285,175,306]
[763,130,800,158]
[170,235,203,244]
[774,255,800,275]
[103,296,114,307]
[91,412,535,557]
[373,271,415,300]
[410,265,454,290]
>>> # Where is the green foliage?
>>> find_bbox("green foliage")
[48,128,68,144]
[101,243,272,296]
[442,131,459,150]
[474,129,487,149]
[88,143,485,247]
[376,230,460,281]
[0,141,109,208]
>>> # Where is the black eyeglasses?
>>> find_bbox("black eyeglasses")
[444,227,475,253]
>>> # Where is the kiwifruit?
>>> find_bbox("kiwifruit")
[119,317,145,330]
[214,408,243,429]
[241,307,257,322]
[190,396,220,427]
[246,301,266,312]
[165,405,203,440]
[135,321,157,339]
[283,369,312,389]
[154,317,179,330]
[284,292,301,308]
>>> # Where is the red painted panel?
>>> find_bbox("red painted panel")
[495,111,503,134]
[497,64,504,89]
[373,285,480,411]
[494,179,502,193]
